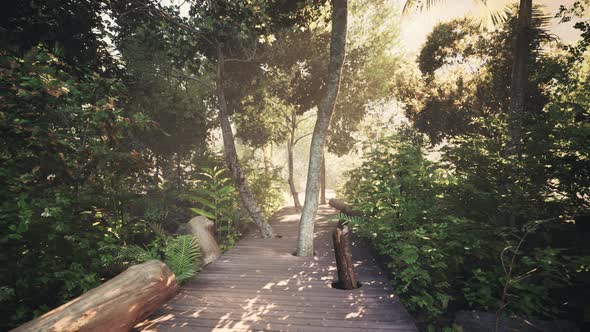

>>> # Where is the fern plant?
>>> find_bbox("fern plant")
[164,235,201,282]
[106,232,201,284]
[113,245,160,265]
[334,212,366,226]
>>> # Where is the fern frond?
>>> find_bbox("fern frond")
[114,245,159,266]
[336,212,366,226]
[149,222,169,238]
[164,235,201,283]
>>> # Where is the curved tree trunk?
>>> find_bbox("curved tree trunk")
[297,0,347,256]
[320,152,326,205]
[216,45,274,238]
[507,0,532,153]
[288,137,303,212]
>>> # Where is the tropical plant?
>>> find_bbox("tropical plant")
[163,235,202,282]
[187,166,240,249]
[109,233,201,283]
[340,126,588,324]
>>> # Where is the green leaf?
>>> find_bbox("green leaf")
[190,208,215,220]
[164,235,201,283]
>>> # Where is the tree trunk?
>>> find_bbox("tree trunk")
[176,152,182,190]
[320,153,326,204]
[13,261,178,332]
[332,226,358,290]
[262,145,271,175]
[216,45,274,238]
[288,136,303,212]
[187,216,222,266]
[297,0,347,256]
[507,0,532,153]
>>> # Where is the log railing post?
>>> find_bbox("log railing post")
[332,225,359,290]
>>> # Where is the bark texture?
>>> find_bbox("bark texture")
[288,109,303,212]
[507,0,532,152]
[187,216,221,266]
[297,0,348,256]
[320,153,327,204]
[12,261,178,332]
[216,45,274,238]
[332,226,358,290]
[287,137,303,212]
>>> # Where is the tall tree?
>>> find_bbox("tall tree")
[507,0,532,152]
[234,27,327,213]
[114,0,311,238]
[297,0,348,256]
[215,43,275,237]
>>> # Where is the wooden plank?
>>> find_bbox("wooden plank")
[135,205,417,332]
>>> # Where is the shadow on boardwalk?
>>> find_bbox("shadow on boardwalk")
[135,205,417,332]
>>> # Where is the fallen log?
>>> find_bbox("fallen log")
[328,198,363,217]
[187,216,221,266]
[332,225,359,290]
[12,260,178,332]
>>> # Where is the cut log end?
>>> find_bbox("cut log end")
[187,216,222,266]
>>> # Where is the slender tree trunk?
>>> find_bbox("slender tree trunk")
[297,0,347,256]
[262,145,271,175]
[176,153,182,190]
[507,0,532,153]
[287,132,302,212]
[216,45,274,238]
[505,0,532,228]
[320,153,326,204]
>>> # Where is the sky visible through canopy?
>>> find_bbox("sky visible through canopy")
[397,0,584,53]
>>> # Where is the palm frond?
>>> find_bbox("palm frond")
[164,235,201,283]
[402,0,510,27]
[402,0,445,15]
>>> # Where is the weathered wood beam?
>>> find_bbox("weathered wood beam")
[13,260,178,332]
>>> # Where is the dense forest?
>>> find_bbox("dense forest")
[1,0,589,331]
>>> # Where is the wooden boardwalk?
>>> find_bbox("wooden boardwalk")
[136,205,417,332]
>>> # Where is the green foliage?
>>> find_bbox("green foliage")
[333,213,365,226]
[164,235,201,282]
[242,156,286,220]
[0,46,148,328]
[186,166,241,250]
[341,126,588,323]
[109,233,201,283]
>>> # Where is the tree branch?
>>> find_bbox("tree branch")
[294,132,312,145]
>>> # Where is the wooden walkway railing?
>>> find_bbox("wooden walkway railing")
[135,205,417,332]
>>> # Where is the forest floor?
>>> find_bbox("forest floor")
[135,205,417,331]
